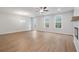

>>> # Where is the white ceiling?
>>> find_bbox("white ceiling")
[0,7,74,17]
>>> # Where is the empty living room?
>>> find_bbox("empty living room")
[0,7,79,52]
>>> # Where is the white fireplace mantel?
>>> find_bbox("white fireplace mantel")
[72,7,79,52]
[73,21,79,52]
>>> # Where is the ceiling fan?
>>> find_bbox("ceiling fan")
[39,7,48,13]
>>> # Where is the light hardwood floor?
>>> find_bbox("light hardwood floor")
[0,31,76,52]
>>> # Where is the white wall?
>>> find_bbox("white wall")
[35,11,73,35]
[73,7,79,52]
[74,7,79,16]
[0,13,31,34]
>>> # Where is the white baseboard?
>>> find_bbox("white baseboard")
[0,30,73,36]
[0,30,32,35]
[37,30,73,36]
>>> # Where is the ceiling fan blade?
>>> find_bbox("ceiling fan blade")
[44,7,47,9]
[44,10,48,11]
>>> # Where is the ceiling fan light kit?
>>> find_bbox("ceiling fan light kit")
[39,7,48,14]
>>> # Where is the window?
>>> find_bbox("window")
[55,15,62,28]
[45,19,49,28]
[44,16,49,28]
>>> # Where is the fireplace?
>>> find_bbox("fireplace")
[74,27,78,40]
